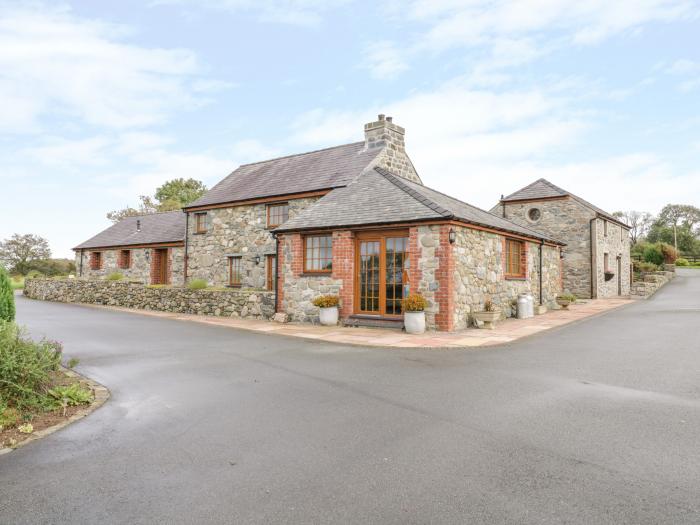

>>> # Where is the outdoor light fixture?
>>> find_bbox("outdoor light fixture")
[560,250,565,259]
[448,228,456,244]
[254,255,261,265]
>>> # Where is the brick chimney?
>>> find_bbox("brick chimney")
[364,114,422,184]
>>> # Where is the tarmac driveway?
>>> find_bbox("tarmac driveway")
[2,270,700,524]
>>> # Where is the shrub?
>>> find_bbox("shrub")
[643,244,664,266]
[634,260,660,273]
[312,295,339,308]
[403,294,427,312]
[67,357,80,369]
[106,272,123,281]
[26,270,45,279]
[675,258,690,267]
[187,278,208,290]
[0,322,62,412]
[483,299,496,312]
[658,243,678,264]
[48,383,92,410]
[557,293,577,302]
[0,267,15,322]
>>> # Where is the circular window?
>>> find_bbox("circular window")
[528,208,541,221]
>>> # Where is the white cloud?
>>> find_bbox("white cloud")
[0,4,222,132]
[150,0,348,26]
[362,41,409,79]
[664,59,700,91]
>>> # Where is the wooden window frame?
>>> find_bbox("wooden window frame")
[603,219,608,237]
[228,256,242,287]
[90,251,102,270]
[504,239,526,279]
[267,203,289,228]
[118,249,131,270]
[266,254,276,291]
[303,234,333,274]
[604,252,610,272]
[194,212,208,234]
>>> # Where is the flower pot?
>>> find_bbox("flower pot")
[473,311,500,330]
[319,306,338,326]
[556,298,571,309]
[404,311,426,334]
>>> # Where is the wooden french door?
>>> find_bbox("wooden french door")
[355,231,409,317]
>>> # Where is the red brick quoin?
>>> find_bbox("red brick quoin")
[331,231,354,317]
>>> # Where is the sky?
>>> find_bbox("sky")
[1,0,699,258]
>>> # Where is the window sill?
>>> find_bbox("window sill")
[193,231,207,235]
[300,272,332,277]
[505,275,527,281]
[226,284,242,288]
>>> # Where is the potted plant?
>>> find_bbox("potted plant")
[473,299,500,330]
[556,293,576,309]
[403,294,427,334]
[312,295,340,326]
[604,270,615,282]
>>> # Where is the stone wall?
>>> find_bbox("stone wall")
[631,271,674,299]
[363,116,422,184]
[451,227,562,330]
[24,278,274,319]
[593,218,631,298]
[75,247,184,285]
[186,197,319,288]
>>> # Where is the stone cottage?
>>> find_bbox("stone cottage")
[74,211,185,285]
[493,178,631,299]
[73,116,565,331]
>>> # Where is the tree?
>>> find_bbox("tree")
[657,204,700,251]
[107,178,207,223]
[0,234,51,275]
[612,210,653,245]
[0,266,15,322]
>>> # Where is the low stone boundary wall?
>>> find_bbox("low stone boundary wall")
[24,279,275,320]
[631,270,675,299]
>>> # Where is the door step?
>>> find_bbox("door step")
[343,316,404,330]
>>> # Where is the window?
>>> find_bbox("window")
[194,212,208,234]
[266,254,276,291]
[267,203,289,228]
[90,251,102,270]
[528,208,541,222]
[604,253,610,271]
[304,235,332,273]
[603,219,608,237]
[505,239,526,278]
[118,250,131,269]
[228,256,242,287]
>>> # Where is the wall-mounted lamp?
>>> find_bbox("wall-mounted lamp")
[448,228,456,244]
[560,250,565,260]
[254,255,261,265]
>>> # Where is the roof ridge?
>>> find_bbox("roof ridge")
[374,167,453,218]
[237,141,365,168]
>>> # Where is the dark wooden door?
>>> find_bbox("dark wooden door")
[152,249,169,285]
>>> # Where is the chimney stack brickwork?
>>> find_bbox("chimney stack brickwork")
[364,115,422,185]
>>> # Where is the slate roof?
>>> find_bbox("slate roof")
[501,178,628,227]
[73,211,185,250]
[276,168,564,244]
[185,142,382,208]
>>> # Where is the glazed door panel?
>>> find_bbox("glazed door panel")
[355,234,408,316]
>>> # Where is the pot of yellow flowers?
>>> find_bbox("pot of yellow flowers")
[313,294,340,326]
[403,294,427,334]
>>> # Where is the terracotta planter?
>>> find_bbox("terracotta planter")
[404,311,426,334]
[319,306,339,326]
[473,310,500,330]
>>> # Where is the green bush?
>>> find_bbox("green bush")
[634,261,659,273]
[0,267,15,322]
[643,244,664,266]
[26,270,45,279]
[557,293,577,302]
[0,321,62,412]
[659,243,678,264]
[675,258,690,267]
[187,278,208,290]
[48,383,92,409]
[106,272,123,281]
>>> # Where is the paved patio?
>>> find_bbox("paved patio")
[94,297,634,348]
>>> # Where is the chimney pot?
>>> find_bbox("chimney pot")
[136,219,141,232]
[386,116,393,122]
[378,114,385,121]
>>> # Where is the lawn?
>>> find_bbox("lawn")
[9,276,24,290]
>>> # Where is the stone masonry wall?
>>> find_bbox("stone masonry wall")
[364,117,422,184]
[186,197,319,288]
[75,247,184,285]
[593,218,631,297]
[452,227,562,330]
[494,197,594,299]
[24,278,274,319]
